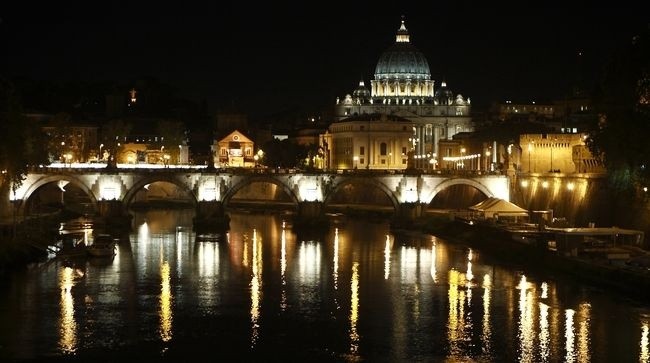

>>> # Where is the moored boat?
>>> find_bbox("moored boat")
[87,234,116,257]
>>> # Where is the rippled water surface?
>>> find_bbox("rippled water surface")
[1,210,649,362]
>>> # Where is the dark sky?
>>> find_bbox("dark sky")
[1,3,647,119]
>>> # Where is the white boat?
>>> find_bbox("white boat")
[87,234,116,257]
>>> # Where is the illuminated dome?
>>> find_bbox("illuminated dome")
[352,80,370,99]
[434,81,454,105]
[370,19,434,99]
[374,20,431,81]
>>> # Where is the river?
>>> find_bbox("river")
[1,209,649,362]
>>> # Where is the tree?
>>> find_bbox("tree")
[587,24,650,192]
[156,119,187,164]
[261,139,309,168]
[0,77,49,198]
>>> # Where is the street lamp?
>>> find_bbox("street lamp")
[99,143,104,161]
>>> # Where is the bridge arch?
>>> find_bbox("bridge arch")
[16,174,98,215]
[122,174,198,208]
[325,176,400,211]
[423,178,493,205]
[222,175,300,208]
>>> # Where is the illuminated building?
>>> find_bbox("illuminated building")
[333,18,473,169]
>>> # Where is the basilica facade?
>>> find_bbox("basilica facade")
[330,19,473,169]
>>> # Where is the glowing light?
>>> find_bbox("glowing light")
[541,282,548,299]
[350,262,360,354]
[384,235,391,280]
[430,241,437,283]
[539,302,550,361]
[250,229,262,347]
[518,275,535,362]
[299,241,321,282]
[567,182,575,191]
[159,261,173,342]
[100,180,121,200]
[57,180,69,192]
[482,273,492,356]
[541,181,549,189]
[280,228,287,311]
[641,322,649,363]
[521,180,529,188]
[198,240,219,277]
[577,303,591,363]
[333,228,339,291]
[59,267,77,353]
[565,309,576,363]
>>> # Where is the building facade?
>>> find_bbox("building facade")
[321,113,413,170]
[333,19,473,169]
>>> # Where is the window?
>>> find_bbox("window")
[360,146,365,155]
[402,147,407,155]
[380,143,387,156]
[360,158,365,164]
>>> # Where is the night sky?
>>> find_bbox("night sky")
[1,4,647,119]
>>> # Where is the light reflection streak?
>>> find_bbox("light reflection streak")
[541,282,548,299]
[517,275,534,363]
[466,249,474,286]
[641,322,649,363]
[159,261,173,342]
[198,241,219,277]
[577,303,590,363]
[447,269,468,357]
[59,266,77,353]
[384,234,391,280]
[482,274,492,356]
[565,309,576,363]
[242,233,249,268]
[539,302,550,362]
[333,228,339,291]
[250,229,262,347]
[349,262,360,354]
[280,227,287,310]
[299,241,321,283]
[430,240,437,283]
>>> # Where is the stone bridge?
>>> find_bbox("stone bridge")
[8,166,510,227]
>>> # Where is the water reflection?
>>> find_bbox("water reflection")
[641,322,649,363]
[482,273,492,357]
[517,275,535,363]
[58,266,79,353]
[159,261,172,342]
[350,261,360,355]
[250,229,262,347]
[384,234,391,280]
[2,211,650,361]
[539,302,550,362]
[430,240,438,283]
[565,309,576,363]
[280,225,287,311]
[577,303,591,363]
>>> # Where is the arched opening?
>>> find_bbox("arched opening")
[326,179,396,217]
[128,181,196,211]
[427,184,488,211]
[24,180,95,217]
[227,180,296,212]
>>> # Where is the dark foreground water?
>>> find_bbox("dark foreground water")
[1,210,650,362]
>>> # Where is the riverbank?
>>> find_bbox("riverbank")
[404,214,650,302]
[0,212,71,278]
